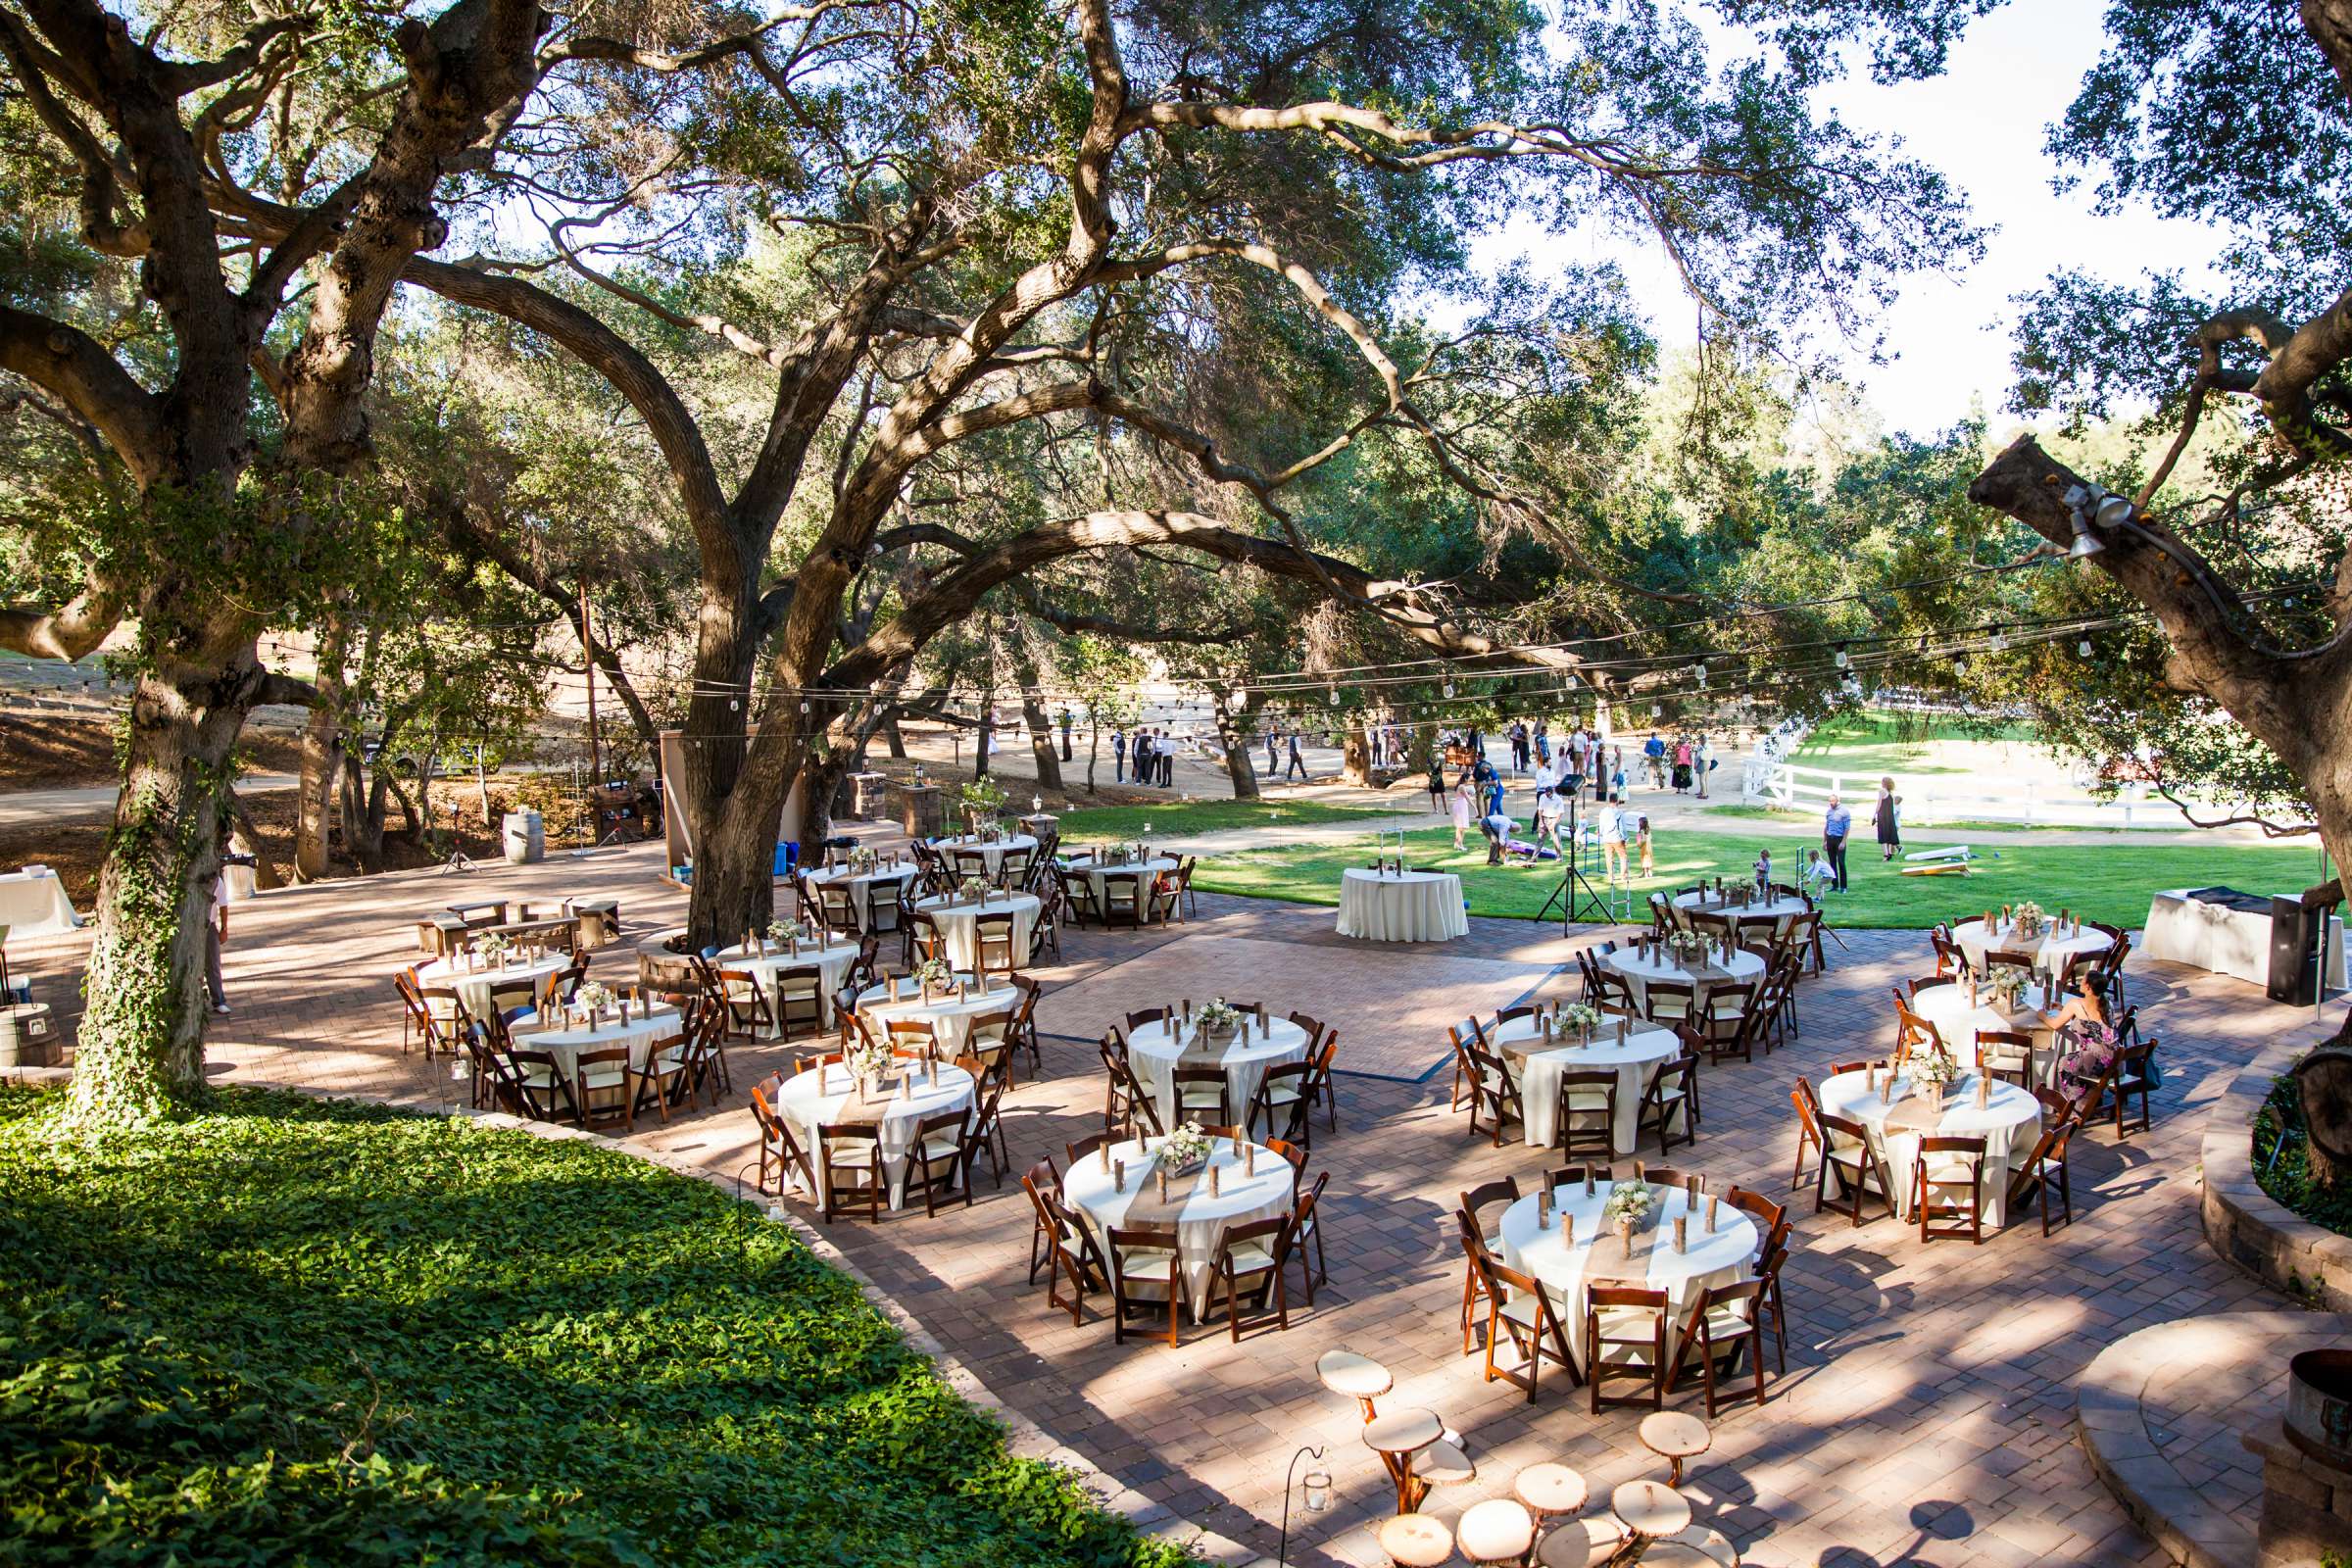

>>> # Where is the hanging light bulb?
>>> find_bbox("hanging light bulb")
[1953,655,1970,675]
[1326,686,1340,706]
[1835,645,1849,669]
[1565,674,1579,690]
[800,699,811,714]
[1442,677,1455,698]
[2079,639,2093,659]
[1650,703,1663,716]
[1986,625,2008,653]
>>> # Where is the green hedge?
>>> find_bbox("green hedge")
[2252,1077,2352,1238]
[0,1088,1189,1566]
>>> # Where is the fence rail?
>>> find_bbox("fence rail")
[1741,759,2180,829]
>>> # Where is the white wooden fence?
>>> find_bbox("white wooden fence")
[1741,759,2176,829]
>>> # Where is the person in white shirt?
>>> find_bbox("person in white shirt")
[1695,735,1715,799]
[1598,802,1628,880]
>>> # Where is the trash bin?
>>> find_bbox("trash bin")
[503,808,545,865]
[2272,893,2324,1005]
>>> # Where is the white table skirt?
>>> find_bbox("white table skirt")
[778,1059,975,1209]
[1601,947,1765,1014]
[1336,869,1466,943]
[857,976,1020,1059]
[1908,982,2050,1073]
[933,834,1040,877]
[1818,1067,2040,1227]
[509,1005,683,1085]
[0,868,79,938]
[415,952,570,1018]
[1061,1134,1296,1315]
[1494,1019,1682,1152]
[1068,857,1179,906]
[1497,1183,1756,1372]
[803,864,918,928]
[713,940,859,1026]
[2142,890,2348,989]
[1127,1017,1311,1131]
[915,895,1039,970]
[1670,891,1806,936]
[1951,918,2109,977]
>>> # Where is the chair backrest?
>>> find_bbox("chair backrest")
[1106,1223,1180,1288]
[1722,1184,1784,1236]
[886,1016,941,1057]
[1125,1006,1169,1034]
[1287,1010,1326,1046]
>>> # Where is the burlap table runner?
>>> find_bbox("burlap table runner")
[1116,1145,1218,1223]
[821,1068,937,1127]
[1584,1193,1665,1287]
[1174,1023,1258,1067]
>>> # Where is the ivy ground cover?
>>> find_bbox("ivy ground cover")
[0,1088,1185,1566]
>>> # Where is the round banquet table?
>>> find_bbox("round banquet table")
[856,974,1020,1058]
[913,893,1040,971]
[1060,1132,1297,1315]
[1600,945,1765,1015]
[1817,1065,2041,1227]
[1065,855,1180,906]
[1125,1014,1311,1132]
[713,937,860,1026]
[1951,916,2110,977]
[1491,1017,1683,1152]
[1495,1180,1757,1373]
[414,950,571,1018]
[509,1003,684,1085]
[1908,981,2057,1080]
[777,1056,975,1209]
[801,861,919,929]
[1672,889,1808,934]
[931,833,1040,877]
[1336,867,1467,943]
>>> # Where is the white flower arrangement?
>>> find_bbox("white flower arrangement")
[849,847,879,874]
[1664,929,1709,960]
[1602,1181,1652,1228]
[914,956,956,989]
[766,917,805,943]
[1559,1003,1603,1031]
[956,874,990,901]
[574,982,616,1014]
[1912,1044,1961,1087]
[1196,999,1241,1035]
[846,1039,892,1081]
[1983,963,2032,1006]
[473,930,513,959]
[1162,1120,1212,1168]
[2011,901,2046,936]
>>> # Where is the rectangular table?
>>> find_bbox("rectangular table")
[2143,889,2346,990]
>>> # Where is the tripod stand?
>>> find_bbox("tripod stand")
[1535,786,1615,929]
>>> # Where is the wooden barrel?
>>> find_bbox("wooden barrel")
[0,1003,55,1068]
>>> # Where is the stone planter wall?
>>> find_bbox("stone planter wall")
[2201,1039,2352,1312]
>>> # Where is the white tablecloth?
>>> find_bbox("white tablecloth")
[1818,1066,2040,1227]
[933,833,1040,877]
[1067,856,1179,906]
[713,939,859,1025]
[0,867,78,938]
[914,894,1039,970]
[1496,1182,1756,1372]
[1061,1134,1296,1315]
[510,1004,682,1085]
[803,863,918,928]
[1601,946,1765,1014]
[1126,1016,1311,1132]
[414,951,570,1017]
[1909,982,2044,1068]
[1494,1018,1682,1152]
[1951,917,2109,977]
[1671,890,1806,935]
[856,976,1020,1059]
[1336,868,1467,943]
[2142,890,2348,989]
[778,1059,975,1209]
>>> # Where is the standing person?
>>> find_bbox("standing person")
[1566,724,1588,787]
[1265,726,1281,776]
[1132,729,1152,788]
[1822,793,1853,892]
[1449,774,1476,851]
[1875,775,1903,861]
[1643,731,1667,790]
[1695,734,1715,799]
[1671,735,1693,794]
[1157,732,1174,787]
[1284,730,1308,781]
[1057,706,1073,761]
[1428,753,1448,812]
[1533,721,1550,769]
[1598,800,1629,881]
[1113,726,1128,783]
[1637,813,1655,878]
[205,867,230,1015]
[1509,720,1529,773]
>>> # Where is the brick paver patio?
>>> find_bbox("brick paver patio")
[8,841,2317,1566]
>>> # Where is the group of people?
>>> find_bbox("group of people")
[1639,731,1717,796]
[1812,776,1904,894]
[1110,726,1181,787]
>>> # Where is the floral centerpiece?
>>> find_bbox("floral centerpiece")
[1911,1042,1961,1109]
[846,1037,892,1085]
[849,846,879,874]
[1558,1002,1603,1040]
[766,917,806,945]
[473,930,514,961]
[2011,900,2046,938]
[956,873,991,902]
[958,776,1008,836]
[1161,1119,1213,1176]
[1196,999,1242,1040]
[1664,929,1709,961]
[1602,1180,1652,1240]
[574,981,616,1016]
[914,956,956,990]
[1983,963,2032,1010]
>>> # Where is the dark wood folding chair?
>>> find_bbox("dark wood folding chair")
[1585,1285,1669,1412]
[1912,1134,1987,1244]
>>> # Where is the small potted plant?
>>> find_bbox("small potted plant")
[914,956,955,992]
[1602,1180,1652,1246]
[574,981,615,1021]
[767,916,805,947]
[474,930,514,966]
[1161,1119,1213,1177]
[956,873,990,903]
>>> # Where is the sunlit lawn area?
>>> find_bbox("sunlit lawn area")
[1698,802,2194,835]
[1784,709,2039,778]
[1190,823,2328,930]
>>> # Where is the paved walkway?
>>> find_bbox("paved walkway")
[0,772,298,827]
[5,844,2319,1566]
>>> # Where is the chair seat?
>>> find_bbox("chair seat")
[1263,1085,1305,1105]
[1592,1304,1663,1334]
[1699,1303,1754,1338]
[1116,1249,1178,1281]
[1178,1089,1226,1106]
[513,1064,560,1089]
[823,1141,880,1167]
[1563,1091,1612,1109]
[1223,1244,1281,1274]
[915,1136,963,1163]
[1649,1086,1686,1104]
[579,1065,630,1090]
[1499,1290,1569,1329]
[1922,1160,1980,1187]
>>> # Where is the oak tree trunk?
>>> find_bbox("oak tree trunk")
[1213,693,1261,800]
[293,620,351,881]
[1018,669,1064,793]
[1342,723,1373,787]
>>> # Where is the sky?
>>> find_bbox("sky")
[1479,0,2231,440]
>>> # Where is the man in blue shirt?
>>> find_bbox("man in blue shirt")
[1822,795,1853,892]
[1642,732,1667,790]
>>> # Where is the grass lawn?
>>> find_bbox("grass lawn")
[1190,823,2326,930]
[0,1088,1185,1568]
[1055,796,1393,843]
[1697,802,2192,835]
[1784,709,2038,779]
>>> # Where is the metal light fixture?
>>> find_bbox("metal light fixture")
[2079,639,2093,658]
[2064,483,2118,558]
[1442,678,1455,698]
[1279,1445,1330,1567]
[1565,674,1579,690]
[1835,646,1849,668]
